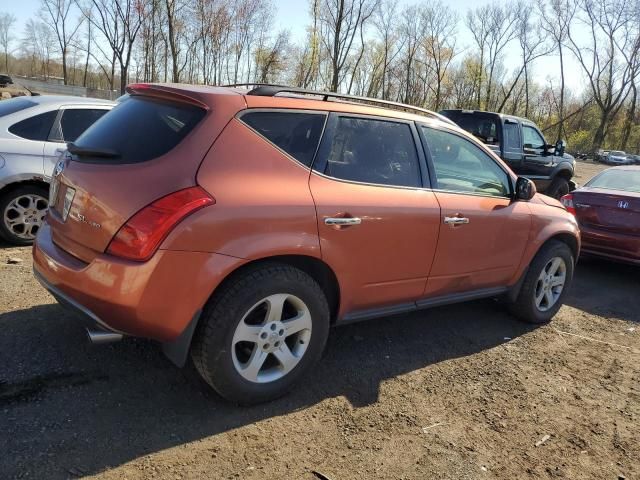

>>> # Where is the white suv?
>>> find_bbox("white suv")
[0,96,114,244]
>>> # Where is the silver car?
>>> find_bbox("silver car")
[606,150,634,165]
[0,96,114,244]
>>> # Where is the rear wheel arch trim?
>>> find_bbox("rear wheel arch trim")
[162,254,341,367]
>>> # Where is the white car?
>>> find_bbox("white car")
[0,96,114,244]
[606,150,634,165]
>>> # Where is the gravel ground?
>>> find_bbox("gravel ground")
[1,160,638,480]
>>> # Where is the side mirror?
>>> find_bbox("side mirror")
[554,139,566,157]
[515,177,537,201]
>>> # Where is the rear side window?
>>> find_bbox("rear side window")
[59,108,108,142]
[503,122,521,151]
[0,98,36,117]
[71,96,205,163]
[240,111,326,167]
[9,110,58,141]
[319,116,421,188]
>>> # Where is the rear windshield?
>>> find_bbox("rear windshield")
[71,96,205,163]
[587,169,640,193]
[0,98,36,117]
[441,112,500,146]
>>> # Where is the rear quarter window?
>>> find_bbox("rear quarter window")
[239,111,326,167]
[71,96,205,163]
[9,110,58,141]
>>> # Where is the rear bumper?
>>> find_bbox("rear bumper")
[33,222,244,342]
[580,225,640,265]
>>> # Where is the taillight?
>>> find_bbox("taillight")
[107,187,214,261]
[560,193,576,215]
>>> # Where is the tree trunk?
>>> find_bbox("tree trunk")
[557,42,565,142]
[592,110,608,152]
[620,82,637,151]
[62,47,68,85]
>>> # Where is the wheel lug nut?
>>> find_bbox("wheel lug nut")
[260,332,268,339]
[274,341,280,347]
[279,329,284,336]
[263,343,270,350]
[270,324,276,331]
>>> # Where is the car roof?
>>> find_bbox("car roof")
[442,109,537,126]
[137,83,457,129]
[25,95,115,106]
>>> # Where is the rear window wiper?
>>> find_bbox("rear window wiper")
[67,142,120,158]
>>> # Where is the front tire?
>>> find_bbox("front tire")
[0,185,49,245]
[191,264,330,405]
[545,176,570,200]
[508,241,574,324]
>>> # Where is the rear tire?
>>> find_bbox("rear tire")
[508,240,574,324]
[545,176,570,200]
[191,263,330,405]
[0,185,49,245]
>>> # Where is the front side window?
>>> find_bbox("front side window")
[522,125,545,150]
[240,111,326,167]
[59,108,109,142]
[9,110,58,141]
[320,116,421,188]
[421,126,511,197]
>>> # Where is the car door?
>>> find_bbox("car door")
[309,113,441,317]
[521,123,551,178]
[43,106,110,178]
[501,118,523,172]
[418,125,531,298]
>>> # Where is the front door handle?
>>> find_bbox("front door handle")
[325,217,362,226]
[443,216,469,226]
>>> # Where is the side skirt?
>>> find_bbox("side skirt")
[338,286,510,325]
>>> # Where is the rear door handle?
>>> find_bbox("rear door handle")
[325,217,362,226]
[444,216,469,225]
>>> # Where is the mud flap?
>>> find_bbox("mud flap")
[162,310,201,367]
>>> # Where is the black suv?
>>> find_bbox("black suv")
[0,74,13,88]
[441,110,576,199]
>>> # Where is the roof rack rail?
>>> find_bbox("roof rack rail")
[222,83,456,126]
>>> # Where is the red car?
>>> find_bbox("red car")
[562,166,639,264]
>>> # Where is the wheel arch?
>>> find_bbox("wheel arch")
[0,178,50,198]
[162,253,342,367]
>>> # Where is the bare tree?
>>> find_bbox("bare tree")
[539,0,576,141]
[567,0,639,151]
[0,13,16,73]
[82,0,147,94]
[422,1,458,111]
[40,0,83,84]
[319,0,378,92]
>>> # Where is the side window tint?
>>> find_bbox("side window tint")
[240,111,326,167]
[422,127,511,198]
[503,122,521,151]
[9,110,58,141]
[60,109,108,142]
[523,125,545,149]
[321,116,421,188]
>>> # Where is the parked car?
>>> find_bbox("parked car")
[33,84,580,404]
[0,95,114,244]
[440,109,576,199]
[596,149,610,163]
[562,166,639,265]
[0,74,13,88]
[630,154,640,165]
[605,150,634,165]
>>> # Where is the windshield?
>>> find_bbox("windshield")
[610,151,626,156]
[587,169,640,193]
[0,98,36,117]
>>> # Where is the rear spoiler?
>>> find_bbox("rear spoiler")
[126,84,210,110]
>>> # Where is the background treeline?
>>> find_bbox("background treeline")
[1,0,639,154]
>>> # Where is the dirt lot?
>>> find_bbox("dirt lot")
[1,160,638,480]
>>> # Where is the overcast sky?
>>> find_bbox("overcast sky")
[4,0,585,94]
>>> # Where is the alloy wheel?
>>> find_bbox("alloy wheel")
[231,293,313,383]
[534,257,567,312]
[3,194,48,240]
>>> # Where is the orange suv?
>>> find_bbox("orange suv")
[33,84,580,404]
